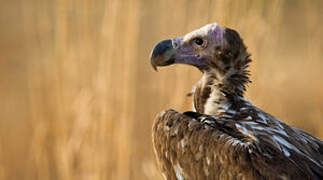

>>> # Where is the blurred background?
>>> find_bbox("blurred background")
[0,0,322,179]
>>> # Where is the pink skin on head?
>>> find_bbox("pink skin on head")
[173,23,225,53]
[210,24,225,47]
[150,23,227,71]
[169,23,226,68]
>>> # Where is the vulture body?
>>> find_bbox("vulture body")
[150,23,323,180]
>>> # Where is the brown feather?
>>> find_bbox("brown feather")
[152,109,323,180]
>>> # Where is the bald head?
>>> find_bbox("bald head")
[150,23,248,75]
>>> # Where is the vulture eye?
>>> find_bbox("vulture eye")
[192,37,207,49]
[193,38,204,46]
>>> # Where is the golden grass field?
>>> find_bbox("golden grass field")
[0,0,322,179]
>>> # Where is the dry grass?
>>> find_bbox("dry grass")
[0,0,322,179]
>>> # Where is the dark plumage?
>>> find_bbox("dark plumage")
[150,23,323,180]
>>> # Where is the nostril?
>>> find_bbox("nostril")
[172,38,182,49]
[172,41,179,49]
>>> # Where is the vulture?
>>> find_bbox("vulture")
[149,23,323,180]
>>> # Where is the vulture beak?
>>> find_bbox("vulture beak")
[150,39,176,71]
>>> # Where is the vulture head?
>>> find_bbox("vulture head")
[150,23,251,97]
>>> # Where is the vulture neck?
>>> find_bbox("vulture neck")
[194,65,250,116]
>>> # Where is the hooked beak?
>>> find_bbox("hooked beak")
[150,39,176,71]
[150,38,206,71]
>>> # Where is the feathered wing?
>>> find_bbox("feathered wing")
[152,109,323,180]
